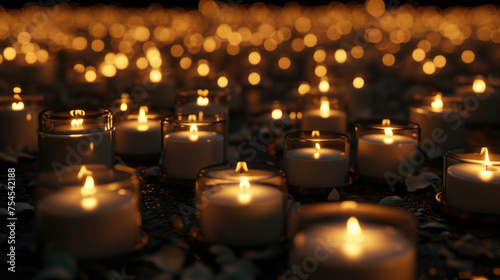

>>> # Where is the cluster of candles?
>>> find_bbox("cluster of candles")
[0,1,499,278]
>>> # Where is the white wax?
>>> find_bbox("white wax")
[446,163,500,214]
[38,129,113,172]
[114,120,161,156]
[286,147,347,188]
[37,190,140,260]
[455,85,500,124]
[290,222,415,280]
[176,102,226,117]
[409,106,465,159]
[357,134,418,178]
[0,108,39,152]
[160,131,224,180]
[199,184,283,246]
[301,109,347,133]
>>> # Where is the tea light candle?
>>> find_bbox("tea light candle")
[160,118,224,180]
[36,175,140,260]
[291,217,415,280]
[455,77,500,125]
[38,109,114,172]
[0,93,40,153]
[409,93,465,159]
[199,179,283,246]
[114,106,162,156]
[301,97,347,133]
[357,120,418,179]
[446,148,500,214]
[286,143,347,188]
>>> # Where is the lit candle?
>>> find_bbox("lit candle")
[286,131,348,188]
[36,172,140,260]
[409,93,465,159]
[454,76,500,125]
[290,216,415,280]
[445,147,500,214]
[176,89,227,118]
[160,115,224,181]
[199,179,284,246]
[301,97,347,133]
[0,90,40,153]
[357,119,418,179]
[114,106,162,157]
[38,108,114,172]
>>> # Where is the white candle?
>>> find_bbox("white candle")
[0,98,39,153]
[357,130,418,179]
[454,78,500,125]
[160,125,224,180]
[199,181,284,246]
[446,148,500,214]
[36,176,140,260]
[114,106,162,156]
[409,94,465,159]
[290,218,415,280]
[286,145,347,188]
[38,127,113,172]
[301,98,346,133]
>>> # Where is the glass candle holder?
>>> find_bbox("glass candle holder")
[35,164,142,261]
[443,147,500,214]
[355,119,420,184]
[175,88,230,119]
[300,94,348,134]
[454,74,500,125]
[195,161,287,248]
[288,201,417,280]
[409,93,465,159]
[114,105,166,159]
[285,131,351,195]
[0,92,44,153]
[38,108,114,172]
[160,114,226,186]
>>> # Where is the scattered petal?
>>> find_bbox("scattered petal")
[147,246,186,273]
[405,174,432,192]
[419,222,448,230]
[181,261,214,280]
[379,196,404,206]
[209,245,236,265]
[327,188,340,201]
[15,202,34,214]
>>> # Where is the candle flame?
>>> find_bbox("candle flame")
[235,161,249,173]
[480,147,494,181]
[312,130,320,137]
[188,114,197,122]
[482,147,492,171]
[197,89,209,97]
[197,96,209,106]
[320,97,330,118]
[81,175,98,211]
[298,82,310,95]
[384,128,394,144]
[238,179,251,204]
[189,125,199,141]
[13,86,21,94]
[382,119,390,126]
[342,216,364,258]
[12,101,24,110]
[319,79,330,93]
[272,108,283,120]
[472,79,486,94]
[314,143,320,159]
[120,102,128,111]
[77,165,92,180]
[138,106,149,131]
[431,93,443,112]
[71,118,84,127]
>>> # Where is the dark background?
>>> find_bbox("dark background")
[0,0,498,9]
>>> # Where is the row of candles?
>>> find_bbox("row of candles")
[1,80,498,279]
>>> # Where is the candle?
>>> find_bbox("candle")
[36,174,140,260]
[454,76,500,125]
[160,115,224,180]
[0,92,40,153]
[201,161,282,184]
[114,106,162,157]
[290,217,415,280]
[176,89,227,118]
[199,179,284,246]
[357,120,418,179]
[38,109,114,172]
[445,148,500,214]
[286,139,347,188]
[409,93,465,159]
[301,97,347,133]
